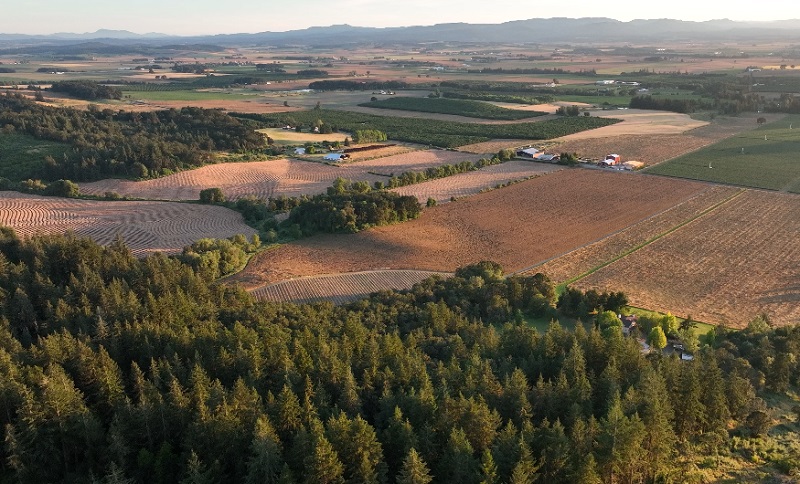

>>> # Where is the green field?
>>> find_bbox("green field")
[646,115,800,192]
[359,96,546,120]
[120,89,254,101]
[240,109,619,148]
[0,132,69,181]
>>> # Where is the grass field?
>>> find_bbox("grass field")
[359,96,546,120]
[646,115,800,192]
[0,133,69,181]
[120,89,248,101]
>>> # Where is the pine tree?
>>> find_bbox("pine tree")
[397,448,433,484]
[304,426,345,484]
[509,438,540,484]
[479,448,499,484]
[246,416,284,484]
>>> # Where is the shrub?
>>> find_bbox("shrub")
[44,179,80,198]
[199,187,225,204]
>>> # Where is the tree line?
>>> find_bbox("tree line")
[49,80,122,100]
[0,230,795,483]
[0,93,266,181]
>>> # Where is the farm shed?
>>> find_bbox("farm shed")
[294,147,306,155]
[324,153,346,161]
[517,148,540,158]
[600,154,621,166]
[537,154,560,163]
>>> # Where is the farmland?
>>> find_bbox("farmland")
[647,115,800,192]
[240,109,619,148]
[78,150,480,200]
[359,96,546,120]
[0,191,257,256]
[251,270,450,304]
[391,160,562,202]
[572,190,800,327]
[230,169,706,289]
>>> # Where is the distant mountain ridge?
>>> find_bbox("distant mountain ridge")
[3,18,800,46]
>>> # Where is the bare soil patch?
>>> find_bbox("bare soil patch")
[251,270,451,304]
[231,170,706,289]
[557,110,707,140]
[573,190,800,327]
[0,192,257,256]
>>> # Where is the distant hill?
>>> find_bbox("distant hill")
[3,18,800,47]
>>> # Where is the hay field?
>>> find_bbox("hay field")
[251,270,450,304]
[391,161,562,202]
[572,190,800,327]
[231,170,706,289]
[556,110,708,140]
[80,150,480,201]
[0,192,257,256]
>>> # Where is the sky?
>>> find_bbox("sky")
[3,0,800,36]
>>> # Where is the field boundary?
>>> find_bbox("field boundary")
[554,188,746,288]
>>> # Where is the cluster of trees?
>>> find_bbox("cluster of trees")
[360,97,543,121]
[0,231,794,483]
[0,67,16,73]
[308,80,411,91]
[296,69,328,77]
[352,129,387,143]
[179,234,261,280]
[49,80,122,100]
[557,287,629,317]
[555,105,584,116]
[629,95,699,114]
[0,93,266,181]
[282,190,421,236]
[441,90,553,105]
[382,152,510,189]
[0,177,81,197]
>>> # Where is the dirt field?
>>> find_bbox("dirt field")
[525,185,743,282]
[456,139,540,154]
[557,110,708,140]
[0,192,257,256]
[251,270,450,304]
[572,190,800,327]
[548,113,778,164]
[391,161,562,202]
[79,150,480,200]
[231,169,706,289]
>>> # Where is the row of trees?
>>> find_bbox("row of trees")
[0,93,266,180]
[49,80,122,100]
[0,230,794,483]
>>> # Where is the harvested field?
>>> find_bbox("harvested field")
[251,270,451,305]
[573,190,800,327]
[524,185,743,283]
[557,110,708,140]
[457,139,539,154]
[231,170,706,289]
[548,114,777,165]
[79,150,479,201]
[0,191,257,256]
[392,161,562,202]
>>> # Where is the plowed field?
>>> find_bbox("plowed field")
[0,192,257,256]
[79,150,478,201]
[251,270,450,304]
[231,170,706,289]
[572,190,800,327]
[392,161,562,202]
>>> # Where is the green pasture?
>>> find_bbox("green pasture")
[120,89,253,101]
[646,115,800,192]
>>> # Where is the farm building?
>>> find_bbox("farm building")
[323,153,349,161]
[517,148,541,159]
[294,147,306,155]
[536,154,560,163]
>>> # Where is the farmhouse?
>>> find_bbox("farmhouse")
[620,314,638,335]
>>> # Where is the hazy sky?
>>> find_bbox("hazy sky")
[4,0,800,35]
